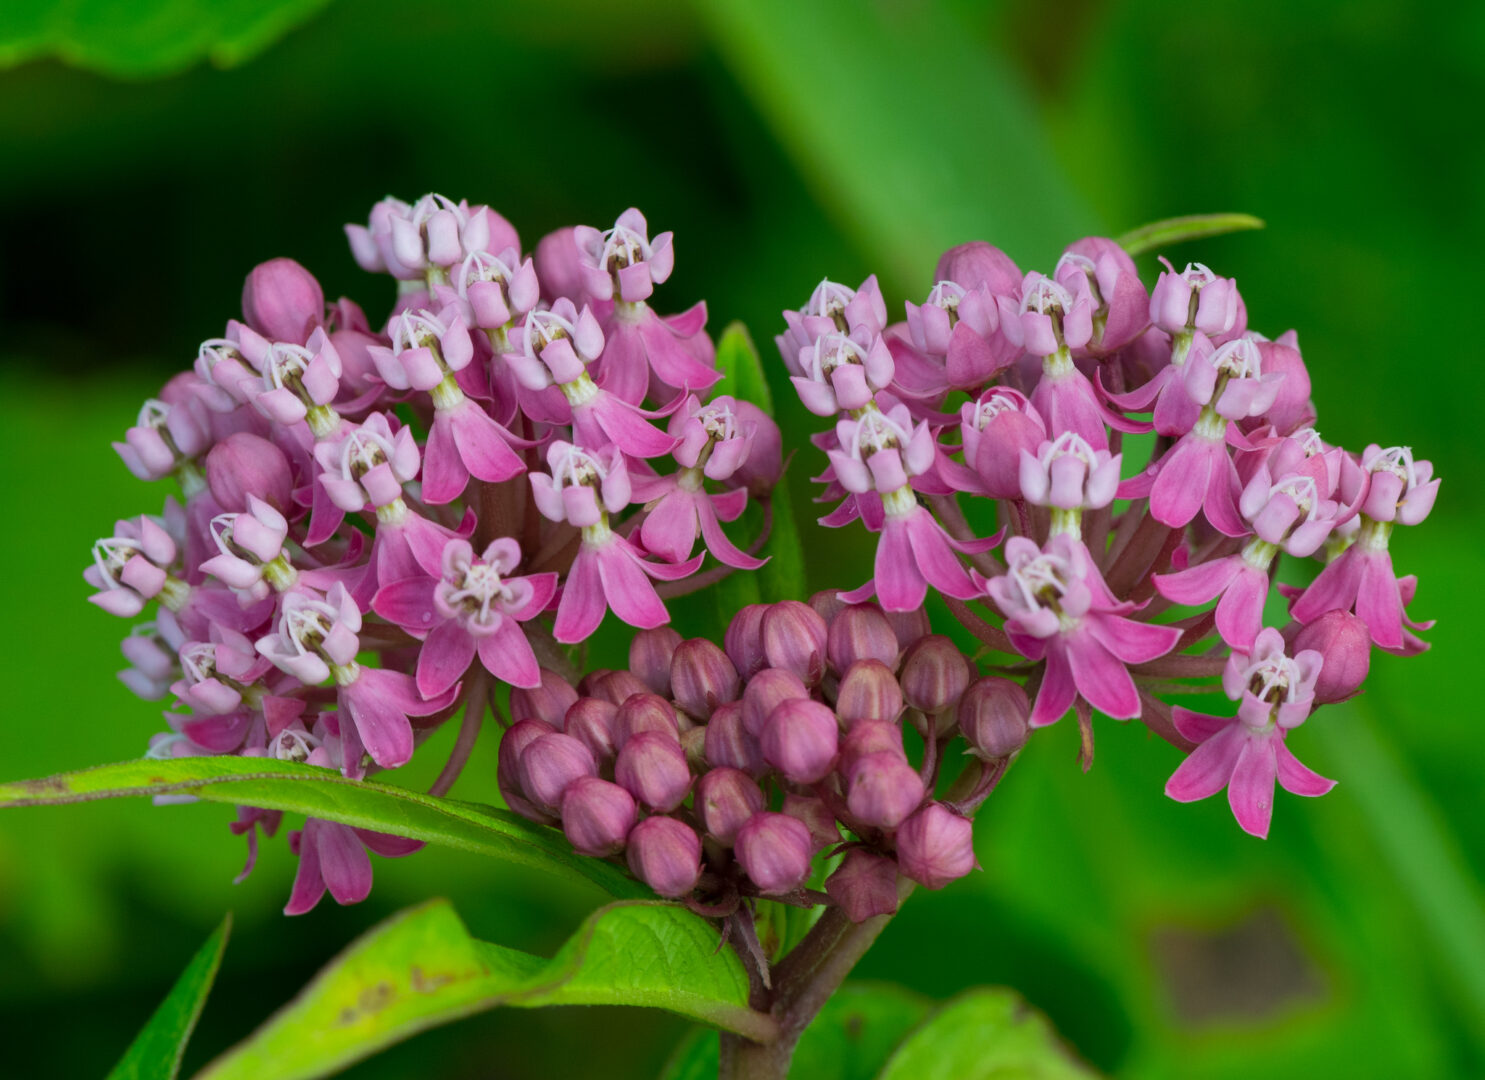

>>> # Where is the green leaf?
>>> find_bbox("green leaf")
[0,757,644,899]
[1116,213,1266,257]
[875,988,1097,1080]
[197,899,774,1080]
[0,0,333,78]
[714,321,775,414]
[661,981,933,1080]
[107,914,230,1080]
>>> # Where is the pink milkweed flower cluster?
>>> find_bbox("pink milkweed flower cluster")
[778,238,1436,840]
[92,198,782,913]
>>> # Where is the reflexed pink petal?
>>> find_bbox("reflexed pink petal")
[478,619,542,688]
[372,577,439,635]
[1030,643,1078,726]
[421,414,469,505]
[1214,564,1268,650]
[873,517,925,612]
[1355,550,1404,649]
[1289,546,1365,625]
[1165,722,1244,802]
[1171,707,1232,744]
[589,395,679,458]
[283,828,326,915]
[450,400,525,482]
[313,820,375,905]
[903,507,977,599]
[595,320,651,405]
[596,541,670,629]
[554,545,608,644]
[1274,740,1336,797]
[697,497,766,570]
[638,309,720,393]
[1086,613,1181,665]
[354,829,424,857]
[1149,436,1214,528]
[640,489,701,563]
[1064,629,1140,719]
[1227,735,1278,838]
[1155,555,1241,605]
[417,618,476,698]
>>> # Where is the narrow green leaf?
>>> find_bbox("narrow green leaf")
[875,988,1097,1080]
[198,900,774,1080]
[108,914,231,1080]
[714,321,775,414]
[1116,212,1265,257]
[0,758,644,898]
[757,471,806,605]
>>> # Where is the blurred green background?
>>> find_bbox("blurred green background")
[1,0,1482,1076]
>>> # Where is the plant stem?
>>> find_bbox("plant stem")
[429,669,487,796]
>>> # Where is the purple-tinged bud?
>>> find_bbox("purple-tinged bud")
[519,732,597,814]
[741,668,809,737]
[511,669,580,728]
[895,804,976,889]
[782,793,841,851]
[534,227,587,304]
[835,660,904,727]
[725,604,769,679]
[681,725,708,773]
[206,433,293,513]
[827,603,900,673]
[884,607,931,653]
[808,590,848,626]
[499,719,556,822]
[612,693,681,749]
[671,639,740,720]
[847,752,926,829]
[242,257,324,344]
[560,777,637,857]
[958,677,1030,759]
[735,812,815,895]
[615,731,692,812]
[732,400,783,497]
[935,241,1023,298]
[704,702,767,778]
[826,850,901,923]
[696,768,766,845]
[840,720,907,775]
[760,698,839,784]
[899,636,971,717]
[626,817,702,898]
[563,697,618,762]
[1289,612,1371,705]
[630,627,682,697]
[590,670,650,707]
[763,601,829,684]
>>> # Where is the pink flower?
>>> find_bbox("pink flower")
[241,257,324,345]
[997,272,1093,357]
[193,322,272,410]
[284,818,422,916]
[1148,261,1241,339]
[1165,628,1333,838]
[1057,237,1149,355]
[346,193,509,282]
[791,328,895,417]
[898,279,1015,393]
[574,207,675,304]
[314,413,419,514]
[86,513,182,618]
[775,275,888,377]
[1017,432,1121,513]
[200,496,295,601]
[370,308,474,393]
[249,330,344,432]
[372,538,557,697]
[452,248,540,333]
[983,535,1180,725]
[114,395,212,482]
[940,388,1047,499]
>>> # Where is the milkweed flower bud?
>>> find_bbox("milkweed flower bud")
[242,257,324,344]
[826,850,902,923]
[934,241,1022,298]
[808,590,848,626]
[560,778,638,857]
[839,720,907,775]
[760,698,839,783]
[520,732,597,815]
[1289,611,1371,705]
[630,627,682,696]
[741,667,809,737]
[499,719,557,824]
[835,660,904,727]
[670,638,740,720]
[703,702,767,778]
[846,751,926,829]
[615,731,692,812]
[896,804,976,889]
[763,601,829,684]
[590,670,650,707]
[563,696,618,762]
[205,433,294,514]
[958,677,1031,759]
[899,636,971,717]
[612,693,681,749]
[510,669,580,727]
[732,400,783,497]
[724,604,769,679]
[827,604,900,673]
[627,817,702,898]
[696,768,766,845]
[736,812,814,895]
[782,793,841,851]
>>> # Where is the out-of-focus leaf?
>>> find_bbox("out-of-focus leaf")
[107,915,230,1080]
[197,899,773,1080]
[0,0,333,78]
[1117,213,1266,256]
[660,981,933,1080]
[876,988,1097,1080]
[0,758,643,898]
[697,0,1091,284]
[714,321,775,413]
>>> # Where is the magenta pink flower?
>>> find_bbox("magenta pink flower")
[983,535,1180,725]
[284,818,423,916]
[1017,431,1121,514]
[200,496,294,602]
[896,279,1015,395]
[193,321,272,411]
[1165,628,1333,838]
[939,387,1047,498]
[1148,261,1241,339]
[1056,237,1149,355]
[114,394,213,483]
[249,330,344,435]
[791,328,895,417]
[776,276,889,379]
[372,537,556,697]
[575,207,675,304]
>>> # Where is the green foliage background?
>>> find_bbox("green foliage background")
[0,0,1481,1075]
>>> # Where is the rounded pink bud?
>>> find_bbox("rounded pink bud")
[884,607,932,652]
[735,812,814,895]
[899,636,971,716]
[782,793,841,851]
[671,638,740,720]
[825,850,901,923]
[725,604,769,679]
[808,590,848,626]
[612,693,681,750]
[704,702,767,778]
[827,603,900,674]
[519,732,596,814]
[589,669,650,707]
[846,752,926,829]
[1290,611,1371,705]
[760,698,838,783]
[615,731,692,812]
[498,718,556,823]
[732,400,783,497]
[763,601,829,684]
[510,669,579,727]
[534,226,587,305]
[563,696,618,762]
[895,804,976,889]
[242,257,324,344]
[741,668,809,737]
[835,660,904,727]
[696,767,765,845]
[934,241,1023,297]
[626,817,702,898]
[560,777,637,857]
[840,720,908,775]
[206,433,293,513]
[629,627,682,697]
[958,677,1030,759]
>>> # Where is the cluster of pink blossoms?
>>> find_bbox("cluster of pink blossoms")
[93,197,782,913]
[780,238,1436,840]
